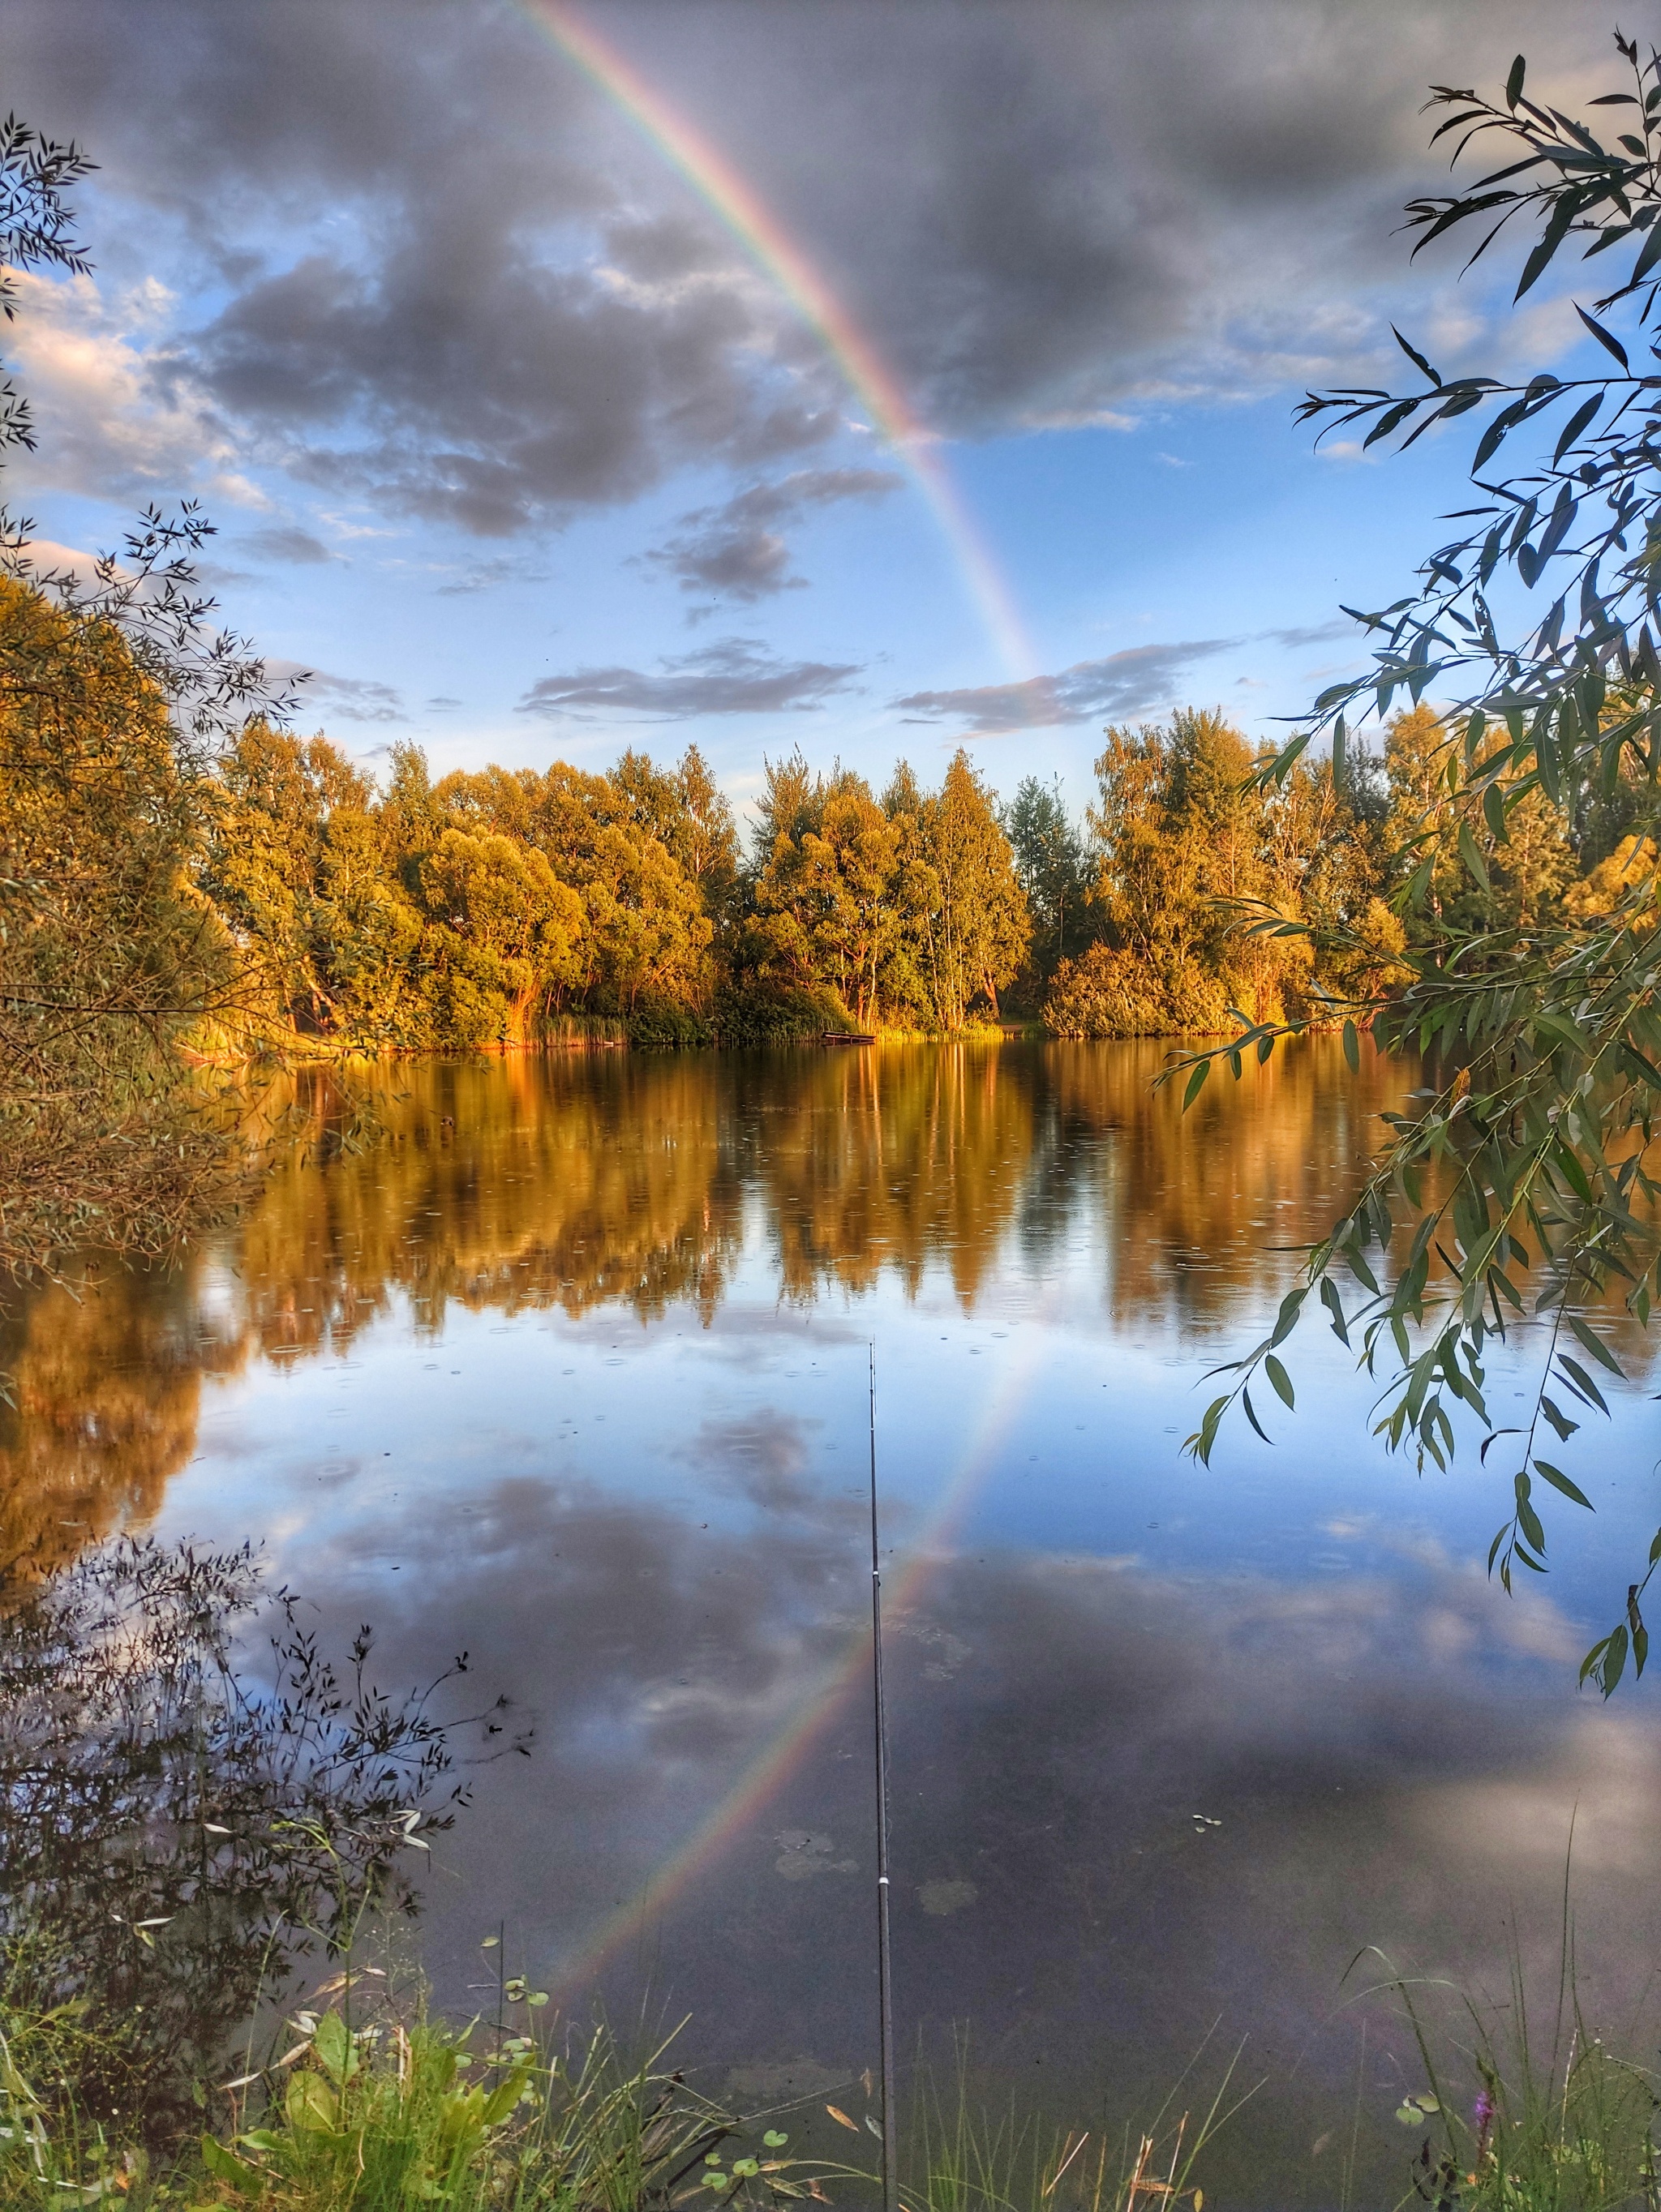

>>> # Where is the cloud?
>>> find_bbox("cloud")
[3,268,259,507]
[649,466,903,602]
[518,637,861,721]
[243,525,337,564]
[303,668,406,724]
[0,0,1610,545]
[425,694,462,712]
[893,638,1236,734]
[434,555,548,597]
[1262,617,1356,648]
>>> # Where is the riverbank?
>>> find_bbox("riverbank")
[5,1961,1652,2212]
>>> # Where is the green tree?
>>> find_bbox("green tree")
[0,120,296,1280]
[752,765,899,1025]
[0,581,234,1276]
[204,725,375,1038]
[1006,774,1090,983]
[921,750,1029,1027]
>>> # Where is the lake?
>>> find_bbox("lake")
[5,1039,1659,2206]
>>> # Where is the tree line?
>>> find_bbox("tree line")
[202,675,1645,1055]
[7,559,1660,1273]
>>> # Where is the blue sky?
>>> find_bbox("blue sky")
[4,0,1625,823]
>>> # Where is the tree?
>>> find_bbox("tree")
[0,581,235,1275]
[1006,774,1090,984]
[0,118,299,1282]
[752,765,899,1025]
[1173,28,1661,1692]
[416,827,584,1047]
[917,751,1029,1027]
[1048,710,1314,1036]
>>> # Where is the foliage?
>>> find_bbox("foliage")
[193,737,1032,1059]
[0,113,93,469]
[1167,28,1661,1691]
[740,748,1028,1032]
[1005,775,1092,1002]
[0,578,247,1277]
[0,120,296,1283]
[0,1537,519,2143]
[1044,708,1391,1037]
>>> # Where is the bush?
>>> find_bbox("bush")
[625,998,714,1051]
[711,979,853,1047]
[1041,946,1231,1038]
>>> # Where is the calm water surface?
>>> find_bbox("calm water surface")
[6,1040,1660,2205]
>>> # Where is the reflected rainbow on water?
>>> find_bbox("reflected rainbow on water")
[545,1322,1054,2000]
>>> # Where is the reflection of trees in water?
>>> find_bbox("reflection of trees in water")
[0,1044,1432,1567]
[0,1538,496,2146]
[1049,1035,1415,1333]
[239,1054,746,1357]
[0,1264,243,1578]
[749,1046,1036,1307]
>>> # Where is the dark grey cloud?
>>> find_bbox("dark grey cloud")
[306,669,406,724]
[1,0,1611,540]
[650,467,903,602]
[586,0,1608,434]
[894,638,1236,735]
[519,637,861,721]
[243,525,337,564]
[5,2,845,537]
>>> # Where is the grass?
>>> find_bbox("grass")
[2,1900,1656,2210]
[0,1986,861,2212]
[0,1957,1252,2212]
[905,2030,1248,2212]
[1348,1941,1661,2212]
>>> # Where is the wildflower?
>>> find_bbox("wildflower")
[1473,2087,1496,2167]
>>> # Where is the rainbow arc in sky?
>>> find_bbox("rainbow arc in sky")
[497,4,1053,1996]
[520,0,1040,689]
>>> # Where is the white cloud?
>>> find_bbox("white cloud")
[4,270,262,509]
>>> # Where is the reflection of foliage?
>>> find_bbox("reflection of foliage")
[0,1261,233,1580]
[0,1538,513,2145]
[0,1045,1440,1573]
[754,1046,1037,1308]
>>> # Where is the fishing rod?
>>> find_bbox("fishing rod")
[868,1343,899,2212]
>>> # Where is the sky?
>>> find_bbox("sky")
[2,0,1628,824]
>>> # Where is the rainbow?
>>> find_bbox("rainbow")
[518,0,1040,692]
[547,1326,1051,2001]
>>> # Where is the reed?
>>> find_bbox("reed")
[902,2032,1247,2212]
[1350,1940,1661,2212]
